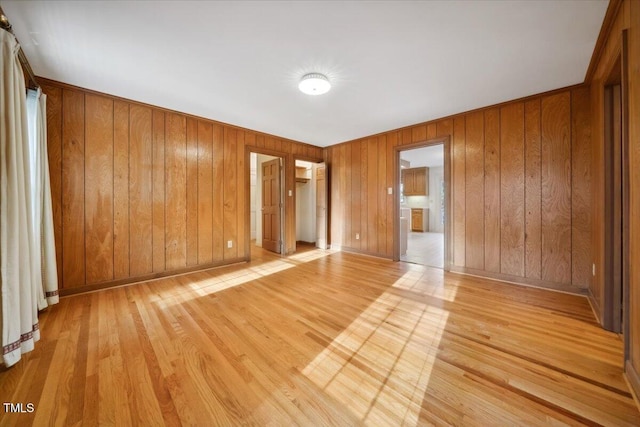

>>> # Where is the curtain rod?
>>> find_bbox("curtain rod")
[0,6,40,89]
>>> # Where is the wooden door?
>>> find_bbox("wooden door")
[316,163,327,249]
[262,158,281,253]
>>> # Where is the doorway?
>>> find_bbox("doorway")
[250,152,284,255]
[294,160,328,250]
[396,138,451,269]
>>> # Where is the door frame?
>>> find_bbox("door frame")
[315,162,328,249]
[601,30,630,351]
[292,154,325,253]
[621,29,630,363]
[393,136,452,270]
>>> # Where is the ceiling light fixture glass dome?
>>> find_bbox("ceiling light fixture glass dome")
[298,73,331,95]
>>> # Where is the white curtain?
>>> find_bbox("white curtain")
[27,89,59,311]
[1,29,58,368]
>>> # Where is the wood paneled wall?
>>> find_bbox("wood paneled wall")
[326,86,592,293]
[587,0,640,403]
[41,79,322,294]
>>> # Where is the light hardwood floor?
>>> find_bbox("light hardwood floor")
[1,246,638,426]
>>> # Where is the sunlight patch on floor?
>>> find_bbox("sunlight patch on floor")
[302,271,454,426]
[287,248,333,263]
[392,268,458,302]
[159,250,333,303]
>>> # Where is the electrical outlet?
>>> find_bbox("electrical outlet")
[288,190,292,196]
[227,240,233,249]
[355,233,360,240]
[387,187,393,195]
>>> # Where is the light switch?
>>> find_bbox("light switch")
[387,187,393,195]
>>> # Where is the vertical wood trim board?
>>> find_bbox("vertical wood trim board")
[524,99,542,280]
[61,89,85,288]
[500,102,525,277]
[541,92,572,284]
[484,108,501,274]
[464,111,484,270]
[41,80,321,292]
[113,101,130,280]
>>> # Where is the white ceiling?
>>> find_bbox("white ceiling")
[2,1,607,147]
[401,145,444,168]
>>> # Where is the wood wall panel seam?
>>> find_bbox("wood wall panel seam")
[113,100,131,280]
[484,108,501,274]
[464,111,485,270]
[112,101,115,281]
[570,91,574,292]
[524,99,542,280]
[186,118,199,266]
[539,96,544,282]
[499,103,525,277]
[540,92,572,284]
[83,92,86,287]
[61,89,86,287]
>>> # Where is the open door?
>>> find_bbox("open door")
[262,158,281,253]
[316,163,328,249]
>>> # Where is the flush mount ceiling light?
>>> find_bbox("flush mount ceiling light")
[298,73,331,95]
